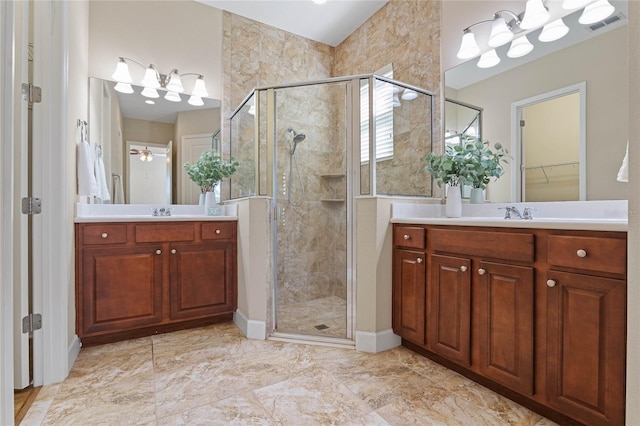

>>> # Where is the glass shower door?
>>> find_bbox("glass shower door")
[272,81,351,340]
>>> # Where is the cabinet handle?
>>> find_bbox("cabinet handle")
[478,268,486,275]
[460,266,467,272]
[547,279,556,288]
[576,249,587,258]
[416,257,423,263]
[216,229,221,235]
[156,249,162,255]
[101,232,108,239]
[171,249,177,254]
[403,234,410,240]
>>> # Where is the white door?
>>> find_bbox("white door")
[180,134,214,204]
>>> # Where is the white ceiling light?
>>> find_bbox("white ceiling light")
[139,148,153,162]
[507,35,534,58]
[477,49,500,68]
[457,30,481,59]
[188,95,204,106]
[579,0,615,25]
[488,16,513,47]
[141,87,159,98]
[141,65,160,89]
[520,0,550,29]
[401,88,418,100]
[192,76,208,98]
[539,18,570,42]
[165,70,184,93]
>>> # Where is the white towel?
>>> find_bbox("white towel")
[112,174,125,204]
[77,137,98,196]
[616,141,629,183]
[94,155,111,202]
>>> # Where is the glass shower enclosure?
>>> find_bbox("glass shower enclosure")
[229,75,433,343]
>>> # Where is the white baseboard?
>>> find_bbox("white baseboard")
[67,334,81,374]
[355,329,401,353]
[233,310,266,340]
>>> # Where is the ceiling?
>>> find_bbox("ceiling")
[196,0,389,47]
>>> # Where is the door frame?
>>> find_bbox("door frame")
[510,82,587,202]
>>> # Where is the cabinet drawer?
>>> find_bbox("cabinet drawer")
[134,223,195,243]
[201,222,235,241]
[394,226,426,249]
[81,224,127,245]
[548,235,626,275]
[431,228,534,263]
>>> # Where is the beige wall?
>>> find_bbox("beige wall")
[453,27,628,202]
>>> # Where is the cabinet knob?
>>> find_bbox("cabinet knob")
[215,229,221,235]
[576,249,587,258]
[547,279,556,288]
[478,268,486,275]
[460,266,467,272]
[101,233,108,239]
[156,249,162,255]
[171,249,177,254]
[416,257,423,264]
[403,234,410,240]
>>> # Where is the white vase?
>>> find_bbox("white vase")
[446,184,462,218]
[470,188,485,204]
[198,193,205,206]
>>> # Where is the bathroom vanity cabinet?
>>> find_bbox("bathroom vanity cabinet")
[392,224,627,426]
[75,221,237,345]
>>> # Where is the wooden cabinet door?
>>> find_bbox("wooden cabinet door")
[392,249,426,345]
[81,245,163,336]
[546,271,626,426]
[477,261,534,395]
[428,254,471,366]
[169,241,236,320]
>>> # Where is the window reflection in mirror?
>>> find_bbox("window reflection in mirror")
[88,77,221,205]
[444,3,628,202]
[445,98,482,199]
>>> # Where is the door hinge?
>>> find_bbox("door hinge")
[22,313,42,333]
[21,197,42,215]
[21,83,42,104]
[520,119,526,127]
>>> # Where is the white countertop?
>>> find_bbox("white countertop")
[390,200,628,232]
[74,203,238,223]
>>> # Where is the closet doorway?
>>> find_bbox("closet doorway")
[512,83,586,202]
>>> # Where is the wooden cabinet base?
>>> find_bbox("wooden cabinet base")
[80,314,234,347]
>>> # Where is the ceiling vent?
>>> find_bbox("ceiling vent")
[586,12,626,32]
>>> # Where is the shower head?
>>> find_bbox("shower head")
[287,127,307,144]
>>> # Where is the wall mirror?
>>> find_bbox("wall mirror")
[89,77,222,205]
[444,1,628,202]
[445,98,482,198]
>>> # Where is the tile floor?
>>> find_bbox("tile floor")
[21,322,559,425]
[276,296,347,338]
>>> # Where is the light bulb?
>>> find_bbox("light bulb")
[539,18,569,42]
[457,30,481,59]
[191,76,208,97]
[164,91,182,102]
[111,58,132,83]
[488,16,513,48]
[579,0,615,25]
[520,0,550,29]
[188,95,204,106]
[507,35,534,58]
[165,71,184,93]
[141,65,160,89]
[477,49,500,69]
[141,87,159,98]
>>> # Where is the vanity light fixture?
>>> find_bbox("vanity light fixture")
[111,57,208,105]
[401,88,418,101]
[455,0,615,69]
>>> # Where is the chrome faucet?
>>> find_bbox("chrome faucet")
[499,206,523,219]
[152,207,172,217]
[522,207,536,220]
